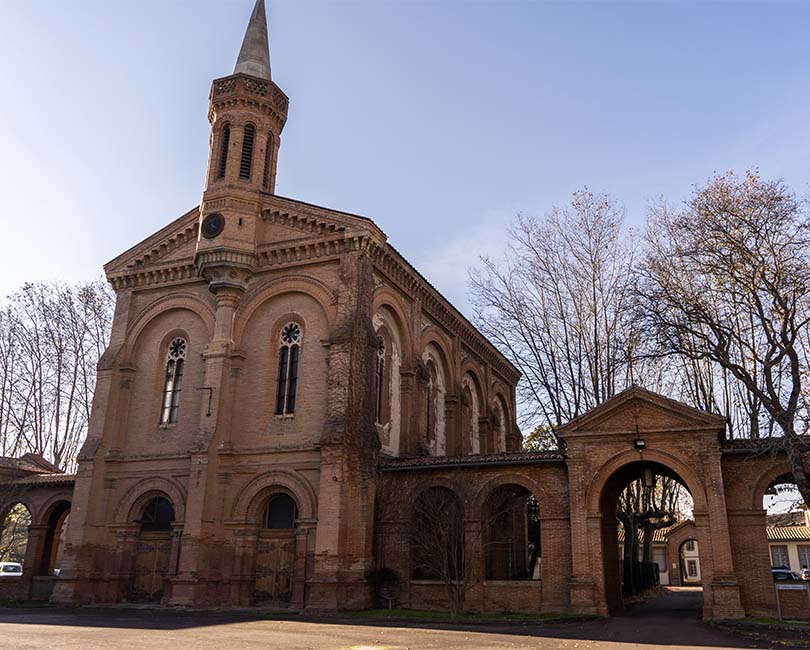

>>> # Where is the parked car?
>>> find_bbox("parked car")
[801,568,810,581]
[0,562,23,577]
[772,567,800,581]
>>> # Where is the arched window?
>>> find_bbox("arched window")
[239,124,256,180]
[262,132,273,189]
[262,494,298,529]
[494,398,507,453]
[461,374,480,454]
[484,485,540,580]
[139,497,175,532]
[275,322,302,416]
[160,337,187,425]
[375,337,385,424]
[218,123,230,179]
[422,349,446,457]
[426,361,437,442]
[411,487,464,581]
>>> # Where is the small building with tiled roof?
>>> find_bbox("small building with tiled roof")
[766,509,810,574]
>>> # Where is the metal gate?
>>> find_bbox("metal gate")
[132,532,172,601]
[254,531,295,605]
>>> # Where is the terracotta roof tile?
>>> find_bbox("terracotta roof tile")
[767,526,810,542]
[379,450,564,471]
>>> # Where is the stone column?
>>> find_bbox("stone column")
[700,447,744,619]
[539,515,572,613]
[464,518,484,612]
[20,525,49,599]
[564,459,602,616]
[291,525,312,609]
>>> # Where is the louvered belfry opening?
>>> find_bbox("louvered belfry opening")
[218,123,231,178]
[262,133,273,189]
[240,124,256,179]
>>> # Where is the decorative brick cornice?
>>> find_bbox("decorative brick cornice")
[209,74,289,128]
[368,242,520,383]
[108,262,199,291]
[263,208,346,237]
[257,233,373,268]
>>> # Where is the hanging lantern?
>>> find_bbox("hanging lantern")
[642,467,655,489]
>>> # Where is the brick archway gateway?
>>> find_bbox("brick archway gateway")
[557,388,745,620]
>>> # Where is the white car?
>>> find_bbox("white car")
[0,562,23,577]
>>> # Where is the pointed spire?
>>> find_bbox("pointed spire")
[234,0,271,80]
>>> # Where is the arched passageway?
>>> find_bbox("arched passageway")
[39,501,70,576]
[0,502,31,567]
[678,539,701,584]
[598,460,701,617]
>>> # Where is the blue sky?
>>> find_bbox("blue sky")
[1,0,809,313]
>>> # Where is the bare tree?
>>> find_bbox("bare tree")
[470,189,639,435]
[636,171,810,504]
[0,502,31,563]
[0,280,113,470]
[409,486,468,616]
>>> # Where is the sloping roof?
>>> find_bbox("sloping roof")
[0,453,62,476]
[768,526,810,542]
[721,436,810,453]
[379,450,564,472]
[10,473,75,487]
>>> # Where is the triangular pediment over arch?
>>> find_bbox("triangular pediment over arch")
[556,386,727,439]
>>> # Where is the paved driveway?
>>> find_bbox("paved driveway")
[0,589,795,650]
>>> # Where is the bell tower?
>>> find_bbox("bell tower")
[195,0,288,292]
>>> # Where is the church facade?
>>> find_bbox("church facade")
[1,0,803,621]
[50,0,520,611]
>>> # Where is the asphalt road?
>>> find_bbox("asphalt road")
[0,588,794,650]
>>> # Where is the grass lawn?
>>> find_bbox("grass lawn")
[713,617,810,647]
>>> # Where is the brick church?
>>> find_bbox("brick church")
[5,0,804,620]
[51,0,520,610]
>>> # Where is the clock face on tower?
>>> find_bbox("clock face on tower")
[201,213,225,239]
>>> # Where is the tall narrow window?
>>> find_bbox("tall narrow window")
[218,124,230,178]
[160,337,187,424]
[375,337,385,424]
[771,545,789,568]
[262,133,273,189]
[275,323,302,415]
[240,124,256,179]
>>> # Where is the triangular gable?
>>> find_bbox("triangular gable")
[557,386,727,437]
[103,194,388,280]
[105,206,200,275]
